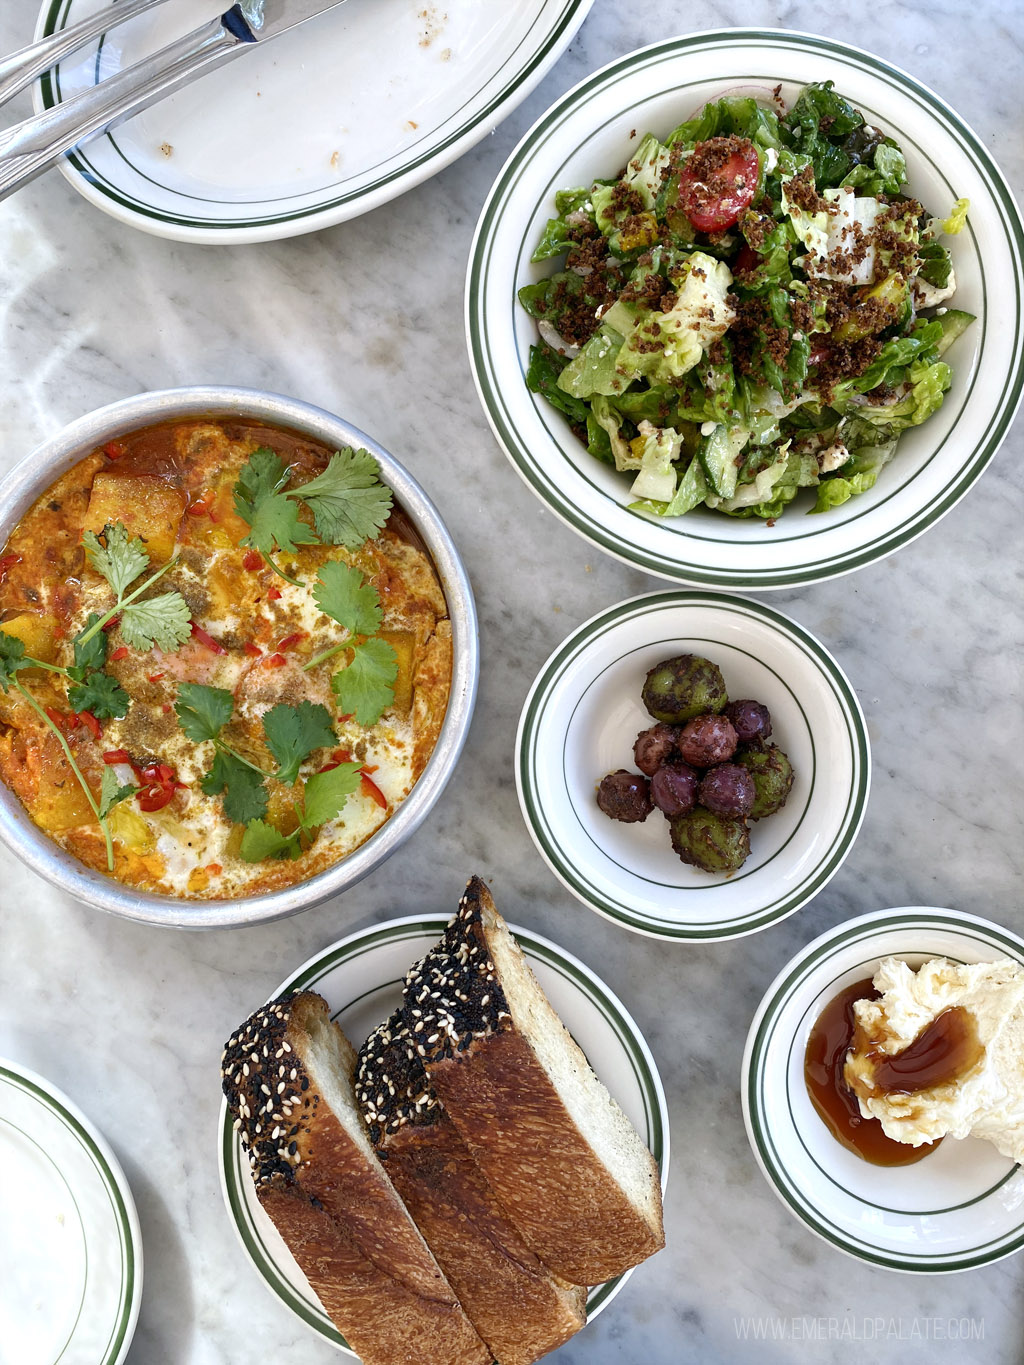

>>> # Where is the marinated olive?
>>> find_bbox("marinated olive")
[633,722,680,776]
[677,714,738,766]
[723,698,772,744]
[669,808,750,875]
[596,770,652,823]
[650,761,700,816]
[735,743,794,818]
[698,763,756,818]
[641,653,728,724]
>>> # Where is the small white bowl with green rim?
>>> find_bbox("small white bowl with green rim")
[516,590,870,940]
[742,906,1024,1272]
[218,913,669,1352]
[467,28,1024,588]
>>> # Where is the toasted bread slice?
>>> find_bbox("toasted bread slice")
[401,877,665,1285]
[358,1011,587,1365]
[222,992,490,1365]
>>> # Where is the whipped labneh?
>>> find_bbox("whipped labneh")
[844,957,1024,1162]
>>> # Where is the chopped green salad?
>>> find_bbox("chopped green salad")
[519,82,973,520]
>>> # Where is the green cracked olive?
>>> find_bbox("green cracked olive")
[641,653,728,725]
[668,808,750,875]
[735,743,794,818]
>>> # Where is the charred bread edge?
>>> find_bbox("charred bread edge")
[400,878,665,1271]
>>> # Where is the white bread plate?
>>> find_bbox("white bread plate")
[466,27,1024,588]
[742,906,1024,1272]
[218,913,670,1353]
[31,0,594,243]
[516,590,869,941]
[0,1058,143,1363]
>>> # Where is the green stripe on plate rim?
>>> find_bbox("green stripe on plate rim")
[466,28,1024,587]
[39,0,591,232]
[0,1066,137,1363]
[517,591,869,938]
[220,918,667,1340]
[745,912,1024,1270]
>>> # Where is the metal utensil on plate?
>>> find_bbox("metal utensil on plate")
[0,0,350,203]
[0,0,175,108]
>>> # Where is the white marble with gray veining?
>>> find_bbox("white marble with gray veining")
[0,1,1022,1361]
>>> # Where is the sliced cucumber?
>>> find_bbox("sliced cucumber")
[933,308,975,357]
[699,423,749,499]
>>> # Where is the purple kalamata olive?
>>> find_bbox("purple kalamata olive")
[698,763,756,818]
[723,699,772,744]
[650,761,700,816]
[677,714,738,767]
[633,723,679,776]
[596,770,652,823]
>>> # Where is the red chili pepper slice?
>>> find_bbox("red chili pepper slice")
[44,706,76,732]
[103,440,126,460]
[0,552,22,582]
[243,550,263,572]
[206,863,223,877]
[677,137,760,232]
[360,773,387,809]
[277,631,306,652]
[147,672,166,683]
[102,615,121,633]
[266,586,282,601]
[243,641,263,658]
[109,646,129,662]
[77,710,102,740]
[265,652,287,668]
[187,489,215,518]
[161,703,172,714]
[137,783,176,812]
[190,621,227,655]
[103,749,132,765]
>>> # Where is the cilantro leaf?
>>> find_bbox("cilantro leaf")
[201,751,269,824]
[99,765,136,819]
[263,700,336,786]
[119,593,193,652]
[0,633,27,690]
[67,671,130,720]
[67,614,108,681]
[234,447,318,560]
[82,523,149,598]
[331,637,397,726]
[313,561,382,639]
[301,762,361,829]
[288,447,392,549]
[239,818,300,863]
[175,682,234,744]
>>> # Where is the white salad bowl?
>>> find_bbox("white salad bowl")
[467,28,1024,588]
[516,590,869,940]
[0,386,478,929]
[742,907,1024,1271]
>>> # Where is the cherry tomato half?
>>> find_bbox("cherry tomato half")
[677,137,760,233]
[137,782,176,812]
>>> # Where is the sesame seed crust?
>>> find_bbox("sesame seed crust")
[221,992,316,1189]
[401,883,512,1066]
[356,1011,441,1147]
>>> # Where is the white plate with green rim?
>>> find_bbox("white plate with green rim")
[33,0,594,243]
[516,590,869,941]
[466,28,1024,588]
[0,1059,142,1363]
[218,913,669,1353]
[742,907,1024,1272]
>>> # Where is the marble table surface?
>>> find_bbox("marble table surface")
[0,1,1021,1361]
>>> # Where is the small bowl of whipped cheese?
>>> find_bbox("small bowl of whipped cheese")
[742,906,1024,1272]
